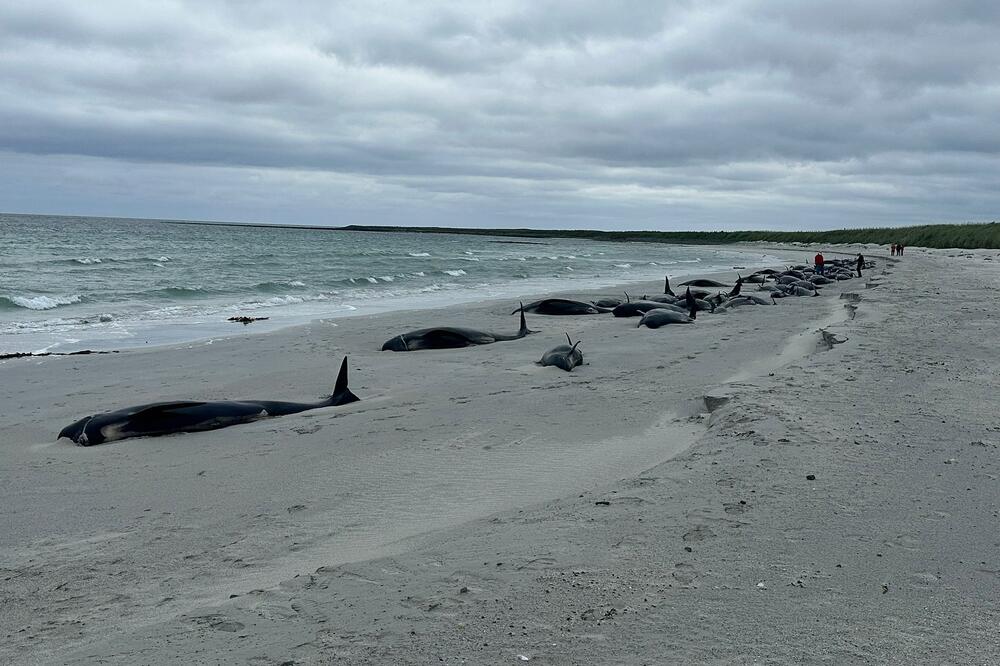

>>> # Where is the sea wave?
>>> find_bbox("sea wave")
[254,280,308,293]
[49,255,171,267]
[443,269,467,276]
[146,286,215,299]
[239,292,340,309]
[408,252,431,257]
[1,294,83,310]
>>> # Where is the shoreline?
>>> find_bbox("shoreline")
[10,247,996,664]
[1,245,805,358]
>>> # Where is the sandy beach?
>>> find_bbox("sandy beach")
[3,245,999,664]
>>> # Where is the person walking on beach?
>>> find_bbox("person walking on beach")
[890,243,896,256]
[814,251,825,275]
[856,253,865,277]
[898,244,904,256]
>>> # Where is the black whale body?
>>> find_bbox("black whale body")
[382,308,534,351]
[59,357,359,446]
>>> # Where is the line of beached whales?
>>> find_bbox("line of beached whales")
[59,258,867,446]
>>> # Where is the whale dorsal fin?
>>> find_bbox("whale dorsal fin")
[330,356,360,404]
[334,356,349,395]
[517,303,534,337]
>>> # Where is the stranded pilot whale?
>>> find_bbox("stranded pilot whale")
[382,306,534,351]
[59,357,360,446]
[538,334,583,372]
[514,298,611,315]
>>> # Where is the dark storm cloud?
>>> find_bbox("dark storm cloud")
[0,0,998,229]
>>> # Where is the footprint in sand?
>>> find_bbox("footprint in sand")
[190,614,245,633]
[671,563,699,586]
[682,525,716,542]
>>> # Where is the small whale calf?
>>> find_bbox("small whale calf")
[538,334,584,371]
[59,357,360,446]
[382,307,534,351]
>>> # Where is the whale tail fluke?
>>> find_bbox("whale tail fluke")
[331,357,360,405]
[565,332,572,345]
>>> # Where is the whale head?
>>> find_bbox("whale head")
[381,335,409,352]
[58,415,101,446]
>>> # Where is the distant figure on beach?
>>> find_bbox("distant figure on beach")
[856,253,865,277]
[890,244,896,256]
[898,244,904,256]
[814,251,825,275]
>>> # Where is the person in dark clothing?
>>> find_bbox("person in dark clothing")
[890,244,896,256]
[814,251,825,275]
[856,253,865,277]
[898,244,904,256]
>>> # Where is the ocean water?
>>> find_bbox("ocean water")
[0,214,786,353]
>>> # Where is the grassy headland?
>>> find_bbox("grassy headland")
[342,222,1000,249]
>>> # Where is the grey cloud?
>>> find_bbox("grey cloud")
[0,0,998,229]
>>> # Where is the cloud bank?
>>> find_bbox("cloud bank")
[1,0,998,229]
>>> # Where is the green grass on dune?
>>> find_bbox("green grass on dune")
[341,222,1000,249]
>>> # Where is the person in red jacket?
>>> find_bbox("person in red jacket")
[814,251,825,276]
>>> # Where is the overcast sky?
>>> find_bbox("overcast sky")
[1,1,998,230]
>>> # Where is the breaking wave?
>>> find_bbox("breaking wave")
[1,294,83,310]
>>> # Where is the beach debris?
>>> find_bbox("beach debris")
[0,349,118,360]
[594,500,610,506]
[806,474,816,480]
[228,316,270,325]
[756,581,766,589]
[881,583,889,594]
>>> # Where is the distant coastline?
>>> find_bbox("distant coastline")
[5,211,999,249]
[340,222,1000,250]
